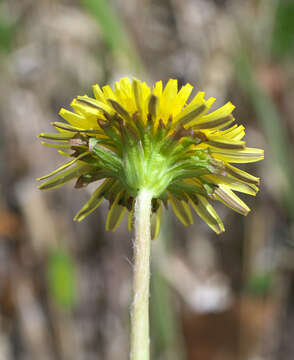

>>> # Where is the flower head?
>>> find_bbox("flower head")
[38,78,263,238]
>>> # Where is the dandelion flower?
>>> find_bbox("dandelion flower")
[38,77,264,237]
[38,77,264,360]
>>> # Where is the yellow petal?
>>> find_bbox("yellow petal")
[214,186,250,215]
[225,164,260,185]
[211,147,264,163]
[207,136,245,150]
[151,202,162,240]
[148,94,159,120]
[74,179,112,221]
[77,95,114,116]
[128,199,135,231]
[36,152,89,181]
[57,150,71,157]
[188,101,235,129]
[159,79,178,121]
[70,99,102,125]
[173,83,193,115]
[38,162,92,191]
[106,191,127,231]
[114,78,137,114]
[204,174,258,195]
[133,78,150,123]
[102,85,117,100]
[92,84,107,103]
[41,141,74,149]
[174,103,207,127]
[108,99,132,122]
[174,92,206,124]
[221,125,245,141]
[152,80,163,99]
[189,195,224,234]
[199,101,235,122]
[119,77,132,95]
[59,108,88,128]
[168,192,193,226]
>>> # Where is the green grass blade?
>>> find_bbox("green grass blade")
[80,0,144,73]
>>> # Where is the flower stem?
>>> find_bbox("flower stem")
[130,189,153,360]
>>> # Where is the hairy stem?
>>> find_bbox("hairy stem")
[130,189,153,360]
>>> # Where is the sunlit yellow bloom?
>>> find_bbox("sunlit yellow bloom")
[38,78,264,238]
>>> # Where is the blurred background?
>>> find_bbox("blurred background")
[0,0,294,359]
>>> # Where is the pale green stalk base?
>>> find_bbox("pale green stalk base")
[130,189,153,360]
